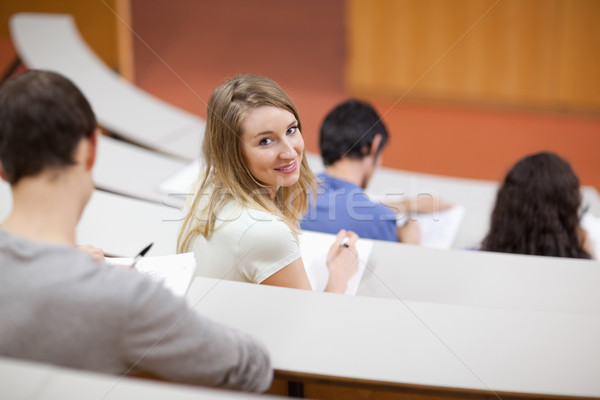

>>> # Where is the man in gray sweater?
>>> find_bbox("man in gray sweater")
[0,70,272,392]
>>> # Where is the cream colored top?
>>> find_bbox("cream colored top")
[191,201,301,283]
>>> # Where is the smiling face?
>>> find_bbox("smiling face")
[241,106,304,193]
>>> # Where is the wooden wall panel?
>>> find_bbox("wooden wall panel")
[556,0,600,110]
[347,0,600,112]
[114,0,134,81]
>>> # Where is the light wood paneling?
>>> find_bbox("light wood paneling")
[348,0,600,111]
[556,0,600,110]
[114,0,134,81]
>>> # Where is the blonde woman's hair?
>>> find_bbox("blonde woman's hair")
[177,75,317,253]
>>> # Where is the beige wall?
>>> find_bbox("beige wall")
[347,0,600,112]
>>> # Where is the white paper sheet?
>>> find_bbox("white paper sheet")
[106,252,197,297]
[299,230,373,295]
[396,205,465,249]
[581,212,600,259]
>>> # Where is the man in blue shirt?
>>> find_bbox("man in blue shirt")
[301,99,420,243]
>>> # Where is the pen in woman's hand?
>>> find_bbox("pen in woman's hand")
[130,243,153,269]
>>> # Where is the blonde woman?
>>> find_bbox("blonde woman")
[178,75,358,293]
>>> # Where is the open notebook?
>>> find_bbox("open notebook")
[299,230,373,295]
[106,253,197,297]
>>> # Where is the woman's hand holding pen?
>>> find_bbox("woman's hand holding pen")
[324,229,360,293]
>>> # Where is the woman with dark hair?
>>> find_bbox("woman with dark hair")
[481,152,592,259]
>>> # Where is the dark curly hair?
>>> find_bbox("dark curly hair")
[481,152,590,259]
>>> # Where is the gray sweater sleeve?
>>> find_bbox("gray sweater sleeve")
[119,276,273,392]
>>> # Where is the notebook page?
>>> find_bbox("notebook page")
[299,230,373,295]
[106,253,197,297]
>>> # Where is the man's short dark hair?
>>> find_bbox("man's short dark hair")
[0,70,96,184]
[319,99,389,166]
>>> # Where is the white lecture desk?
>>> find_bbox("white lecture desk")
[0,181,182,257]
[10,13,204,160]
[186,276,600,399]
[95,135,188,204]
[77,189,183,257]
[3,175,600,398]
[359,238,600,314]
[0,357,276,400]
[3,179,600,315]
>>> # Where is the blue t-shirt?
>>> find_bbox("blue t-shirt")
[301,173,398,242]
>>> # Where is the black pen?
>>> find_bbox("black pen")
[130,243,153,269]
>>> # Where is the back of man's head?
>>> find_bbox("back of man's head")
[0,70,96,185]
[319,99,389,167]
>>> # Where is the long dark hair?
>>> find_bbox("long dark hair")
[481,152,590,259]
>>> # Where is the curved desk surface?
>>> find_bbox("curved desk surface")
[94,135,188,204]
[10,12,204,161]
[2,178,599,315]
[0,181,181,258]
[0,356,275,400]
[360,237,600,314]
[186,276,600,399]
